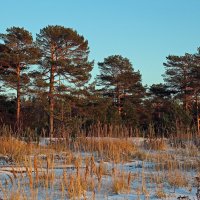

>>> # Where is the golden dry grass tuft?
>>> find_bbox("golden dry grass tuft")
[112,171,132,194]
[167,171,188,189]
[144,138,167,151]
[75,137,137,162]
[155,189,167,199]
[0,136,33,162]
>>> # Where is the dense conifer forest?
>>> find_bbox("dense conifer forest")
[0,26,200,138]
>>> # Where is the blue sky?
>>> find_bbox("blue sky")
[1,0,200,85]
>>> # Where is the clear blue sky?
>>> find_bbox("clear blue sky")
[1,0,200,85]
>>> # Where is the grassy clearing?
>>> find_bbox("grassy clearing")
[0,135,199,199]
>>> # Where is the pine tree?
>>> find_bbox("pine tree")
[163,54,194,112]
[36,25,93,137]
[163,52,200,133]
[0,27,40,131]
[97,55,144,118]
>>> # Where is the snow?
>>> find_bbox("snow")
[0,137,199,200]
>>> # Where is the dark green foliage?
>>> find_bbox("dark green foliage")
[163,51,200,133]
[0,95,16,127]
[149,83,172,99]
[96,55,145,128]
[0,27,40,91]
[36,25,93,86]
[163,54,196,111]
[0,25,200,137]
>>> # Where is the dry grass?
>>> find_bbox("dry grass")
[74,137,137,162]
[0,137,33,162]
[155,189,167,199]
[167,171,188,189]
[66,174,86,199]
[144,138,167,151]
[0,134,199,200]
[112,171,132,194]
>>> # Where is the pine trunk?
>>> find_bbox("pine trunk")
[183,91,188,112]
[49,46,55,139]
[49,64,55,139]
[16,64,21,132]
[196,93,200,135]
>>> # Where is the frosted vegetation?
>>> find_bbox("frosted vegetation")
[0,130,200,200]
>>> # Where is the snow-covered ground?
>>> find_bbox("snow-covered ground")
[0,137,199,200]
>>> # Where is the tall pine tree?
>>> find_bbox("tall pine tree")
[97,55,145,125]
[36,25,93,137]
[0,27,40,131]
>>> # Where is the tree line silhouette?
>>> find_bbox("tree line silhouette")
[0,26,200,138]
